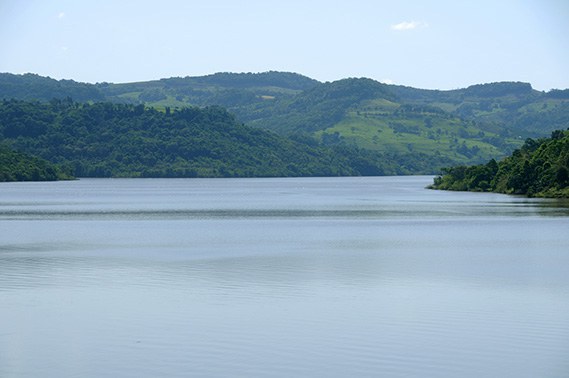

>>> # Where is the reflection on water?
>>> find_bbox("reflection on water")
[1,176,569,377]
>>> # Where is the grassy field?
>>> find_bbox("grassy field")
[316,104,519,165]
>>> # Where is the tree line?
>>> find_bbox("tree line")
[430,130,569,197]
[0,143,70,181]
[1,98,440,179]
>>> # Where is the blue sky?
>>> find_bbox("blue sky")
[1,0,567,90]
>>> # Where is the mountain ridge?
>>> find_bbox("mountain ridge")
[5,70,568,92]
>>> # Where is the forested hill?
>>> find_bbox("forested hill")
[0,73,104,103]
[2,72,569,174]
[0,71,317,106]
[430,130,569,198]
[0,144,67,182]
[0,99,437,178]
[246,78,397,133]
[390,82,569,138]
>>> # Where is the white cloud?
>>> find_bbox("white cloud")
[57,12,65,19]
[381,78,395,85]
[391,21,428,31]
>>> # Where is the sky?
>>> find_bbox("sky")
[0,0,568,90]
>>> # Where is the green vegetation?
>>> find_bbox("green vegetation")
[0,144,70,181]
[247,78,397,132]
[391,81,569,139]
[2,72,569,175]
[0,73,104,103]
[0,99,429,178]
[98,71,318,110]
[243,79,529,167]
[430,130,569,197]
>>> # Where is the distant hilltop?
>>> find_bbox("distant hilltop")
[2,70,568,104]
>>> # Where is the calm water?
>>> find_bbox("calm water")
[1,176,569,377]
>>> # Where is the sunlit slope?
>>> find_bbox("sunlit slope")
[248,79,525,165]
[315,98,516,165]
[2,72,568,171]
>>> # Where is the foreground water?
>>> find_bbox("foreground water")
[1,176,568,377]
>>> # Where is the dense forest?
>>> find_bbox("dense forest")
[0,99,447,178]
[4,72,569,173]
[0,73,104,103]
[0,144,68,181]
[1,72,568,180]
[430,130,569,197]
[246,78,398,133]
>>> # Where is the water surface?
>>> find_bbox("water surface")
[1,176,568,377]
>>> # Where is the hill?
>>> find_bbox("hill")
[0,99,431,178]
[0,73,104,103]
[430,130,569,197]
[391,81,569,138]
[245,78,528,167]
[0,143,68,181]
[2,72,569,173]
[96,71,319,111]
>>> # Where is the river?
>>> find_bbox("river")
[1,176,568,377]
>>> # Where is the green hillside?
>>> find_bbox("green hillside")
[246,78,397,132]
[97,71,318,110]
[392,82,569,138]
[2,72,568,173]
[0,73,104,103]
[0,99,425,178]
[0,143,69,181]
[430,130,569,198]
[245,79,525,166]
